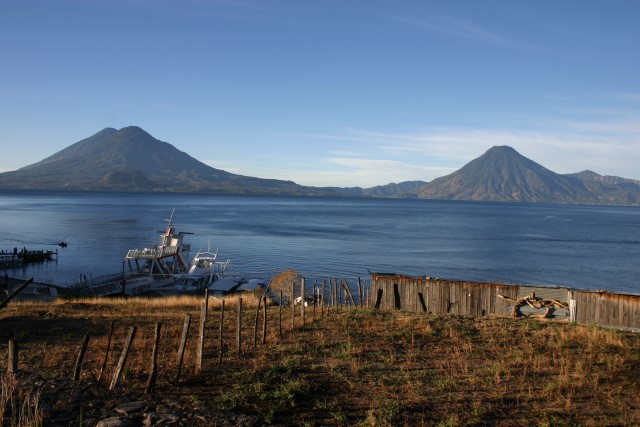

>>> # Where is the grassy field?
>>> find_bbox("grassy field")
[1,294,640,426]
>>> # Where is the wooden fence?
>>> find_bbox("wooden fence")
[371,273,640,331]
[2,276,371,389]
[569,289,640,330]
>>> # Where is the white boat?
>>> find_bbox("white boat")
[67,210,191,297]
[163,247,231,294]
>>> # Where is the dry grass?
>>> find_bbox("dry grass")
[1,297,640,426]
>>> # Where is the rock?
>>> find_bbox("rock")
[96,416,138,427]
[143,412,180,426]
[115,401,147,415]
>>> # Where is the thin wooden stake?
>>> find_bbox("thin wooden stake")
[278,289,283,338]
[7,340,18,375]
[97,321,114,383]
[366,285,370,308]
[109,326,136,391]
[343,279,356,306]
[236,298,243,354]
[301,277,306,329]
[357,277,363,308]
[252,302,260,347]
[321,279,326,315]
[290,280,295,330]
[145,322,162,394]
[196,291,209,375]
[219,300,225,364]
[172,314,191,384]
[334,277,340,313]
[312,283,317,322]
[73,334,90,381]
[261,296,267,345]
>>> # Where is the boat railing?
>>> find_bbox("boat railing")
[69,271,145,289]
[126,246,180,259]
[214,260,231,273]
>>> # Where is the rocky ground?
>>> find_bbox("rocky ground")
[7,371,262,427]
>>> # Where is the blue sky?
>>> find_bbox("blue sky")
[1,0,639,187]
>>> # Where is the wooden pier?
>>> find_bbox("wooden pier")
[0,248,57,269]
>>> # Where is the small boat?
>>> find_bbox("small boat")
[66,210,191,297]
[206,276,269,297]
[162,247,231,294]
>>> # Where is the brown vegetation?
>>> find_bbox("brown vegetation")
[1,295,640,426]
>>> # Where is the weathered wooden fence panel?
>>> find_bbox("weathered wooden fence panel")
[569,290,640,331]
[372,275,519,318]
[372,273,640,331]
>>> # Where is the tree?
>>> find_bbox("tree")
[268,269,302,305]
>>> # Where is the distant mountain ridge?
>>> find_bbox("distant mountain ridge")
[1,127,639,205]
[410,146,640,204]
[0,126,333,195]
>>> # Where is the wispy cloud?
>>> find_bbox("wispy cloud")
[277,109,640,186]
[595,91,640,103]
[382,11,529,49]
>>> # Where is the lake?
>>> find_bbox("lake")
[1,190,639,293]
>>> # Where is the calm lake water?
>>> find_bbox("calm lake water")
[1,190,639,293]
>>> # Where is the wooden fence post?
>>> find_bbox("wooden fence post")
[145,322,162,394]
[7,340,18,375]
[253,293,263,348]
[366,286,370,308]
[219,300,225,364]
[262,296,267,344]
[312,283,317,322]
[73,334,90,381]
[334,277,340,313]
[279,290,283,338]
[292,279,298,329]
[321,279,326,317]
[196,291,209,375]
[357,277,363,308]
[97,321,114,383]
[172,314,191,384]
[236,298,243,354]
[109,326,136,391]
[343,279,356,306]
[301,277,306,329]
